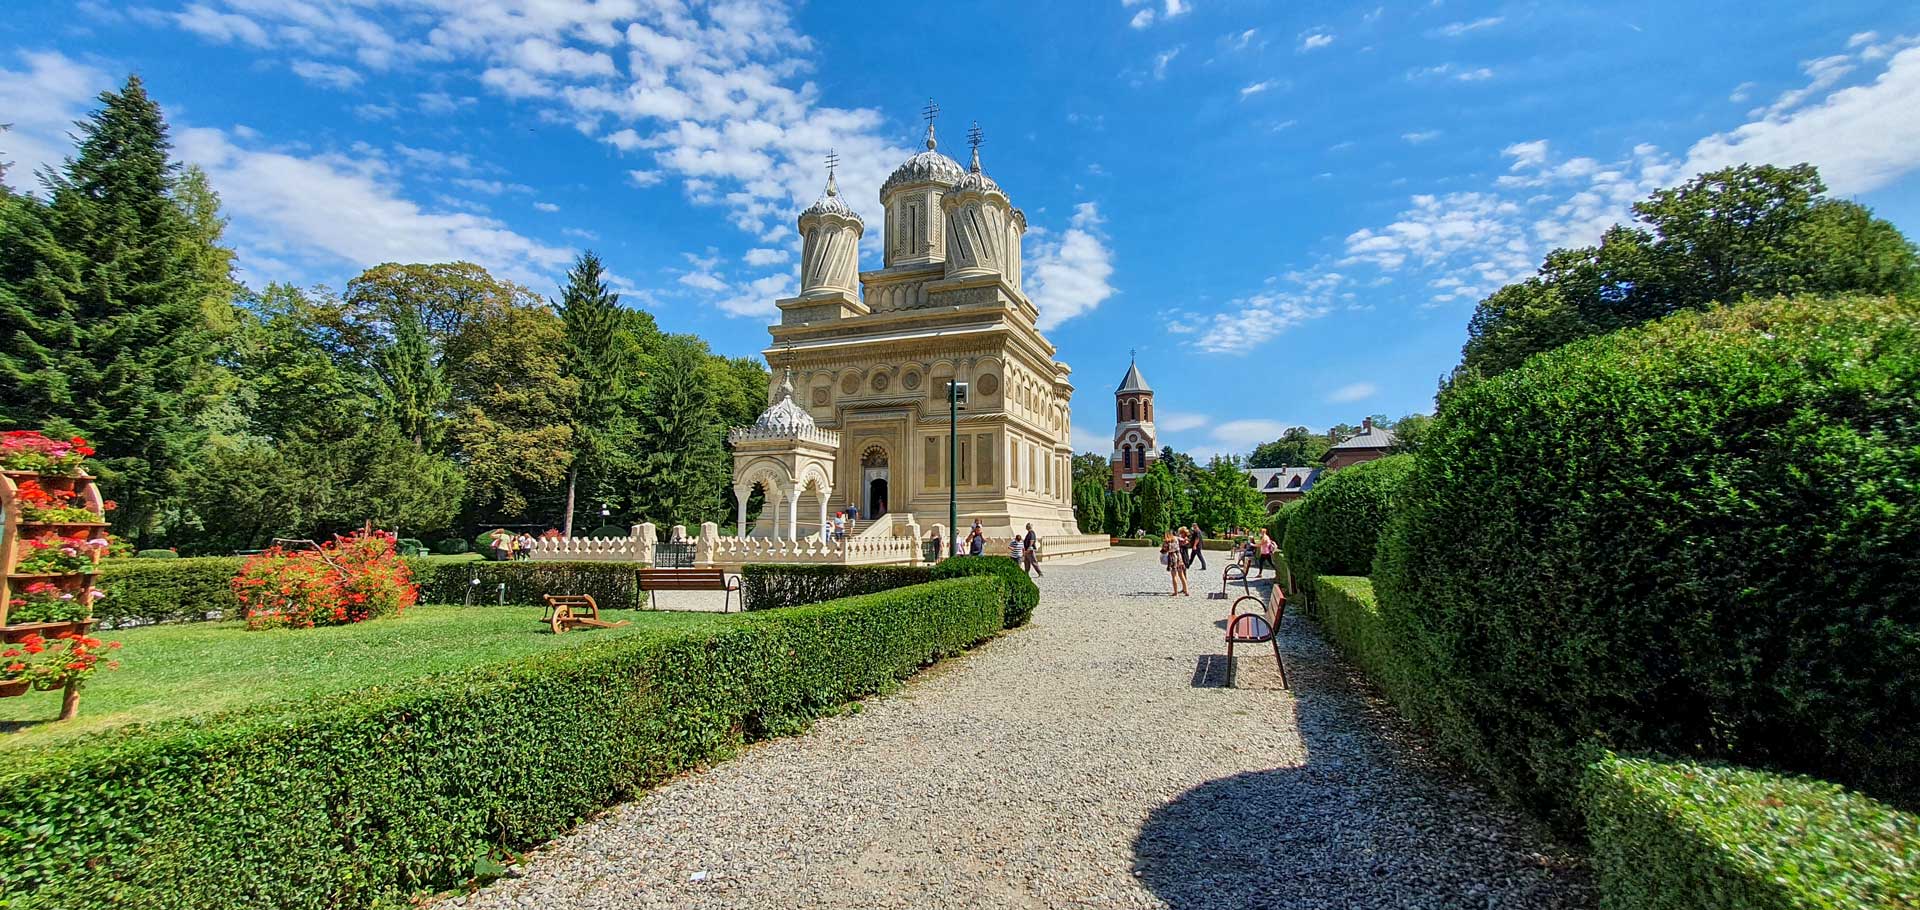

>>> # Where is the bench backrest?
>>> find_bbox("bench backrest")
[1265,585,1287,627]
[544,594,597,609]
[638,568,729,589]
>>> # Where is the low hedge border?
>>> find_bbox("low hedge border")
[1309,576,1425,704]
[0,575,1008,909]
[93,558,658,627]
[740,564,933,611]
[931,556,1038,628]
[1582,752,1920,910]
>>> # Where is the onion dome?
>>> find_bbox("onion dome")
[750,370,817,436]
[879,121,965,200]
[799,171,861,224]
[949,145,1005,199]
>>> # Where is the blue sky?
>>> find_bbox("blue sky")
[4,0,1918,459]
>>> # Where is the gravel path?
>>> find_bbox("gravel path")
[443,548,1595,910]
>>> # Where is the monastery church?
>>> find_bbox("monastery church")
[728,111,1104,555]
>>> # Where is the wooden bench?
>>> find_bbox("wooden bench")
[541,594,630,634]
[638,568,742,612]
[1221,560,1251,595]
[1224,584,1289,689]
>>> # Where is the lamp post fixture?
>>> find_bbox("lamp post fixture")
[947,379,968,554]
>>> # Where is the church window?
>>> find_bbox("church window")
[976,433,994,485]
[908,203,920,251]
[925,436,940,487]
[959,437,972,484]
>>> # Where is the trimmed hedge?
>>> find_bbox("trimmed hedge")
[740,564,933,611]
[1374,295,1920,824]
[1265,499,1301,553]
[93,559,660,626]
[131,549,177,559]
[1581,752,1920,910]
[1281,455,1413,602]
[1310,576,1425,707]
[932,555,1038,628]
[431,537,469,555]
[0,576,1007,909]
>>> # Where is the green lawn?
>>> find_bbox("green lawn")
[0,605,730,755]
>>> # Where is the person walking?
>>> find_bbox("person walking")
[967,520,986,556]
[1188,523,1208,570]
[1021,523,1043,578]
[1162,531,1189,596]
[847,502,860,532]
[1256,529,1277,577]
[927,526,943,561]
[1008,531,1024,565]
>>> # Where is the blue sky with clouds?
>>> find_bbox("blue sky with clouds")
[4,0,1918,458]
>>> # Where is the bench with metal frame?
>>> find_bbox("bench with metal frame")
[541,594,631,634]
[1224,583,1288,689]
[638,568,742,612]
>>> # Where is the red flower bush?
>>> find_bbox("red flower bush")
[0,431,93,474]
[1,632,121,690]
[10,478,103,523]
[13,530,109,575]
[232,531,419,630]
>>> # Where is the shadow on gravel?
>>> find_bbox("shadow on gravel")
[1132,613,1597,910]
[1190,654,1232,688]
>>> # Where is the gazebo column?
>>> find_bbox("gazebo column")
[786,487,802,541]
[734,485,750,539]
[817,490,831,541]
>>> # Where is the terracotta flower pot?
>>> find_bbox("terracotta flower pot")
[0,678,28,698]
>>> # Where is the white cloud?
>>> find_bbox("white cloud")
[678,270,729,292]
[1299,32,1335,51]
[0,50,113,191]
[417,92,475,115]
[1211,419,1294,450]
[1070,424,1110,455]
[1329,382,1378,403]
[1152,46,1183,80]
[452,177,533,195]
[1179,272,1341,355]
[626,169,665,187]
[1729,81,1757,103]
[173,3,270,47]
[1026,202,1116,329]
[1158,412,1208,432]
[533,201,560,212]
[1502,139,1550,169]
[1402,130,1441,144]
[1130,9,1156,29]
[744,247,790,266]
[1411,63,1494,82]
[289,59,362,90]
[1437,16,1504,37]
[1240,80,1276,97]
[1163,0,1191,20]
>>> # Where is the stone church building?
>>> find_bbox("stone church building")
[1109,359,1157,491]
[728,116,1097,550]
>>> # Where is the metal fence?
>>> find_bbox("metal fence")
[654,541,696,568]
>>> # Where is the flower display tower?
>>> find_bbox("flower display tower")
[0,431,111,718]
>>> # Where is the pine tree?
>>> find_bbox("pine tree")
[0,189,82,425]
[555,250,634,534]
[375,306,449,450]
[634,342,725,526]
[35,76,233,544]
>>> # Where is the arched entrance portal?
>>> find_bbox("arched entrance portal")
[861,446,889,519]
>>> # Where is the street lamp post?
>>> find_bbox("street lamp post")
[947,379,968,555]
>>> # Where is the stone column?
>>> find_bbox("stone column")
[817,492,830,541]
[906,516,923,565]
[696,521,719,566]
[733,485,750,539]
[635,522,657,565]
[786,488,802,541]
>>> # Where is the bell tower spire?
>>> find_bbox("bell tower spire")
[1111,353,1158,491]
[783,148,866,324]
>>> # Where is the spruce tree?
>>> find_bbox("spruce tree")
[555,250,634,534]
[375,306,449,450]
[0,189,82,425]
[634,342,725,526]
[35,75,232,543]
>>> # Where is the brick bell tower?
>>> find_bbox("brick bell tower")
[1110,356,1157,491]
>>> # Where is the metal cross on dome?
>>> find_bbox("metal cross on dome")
[967,121,984,152]
[824,148,839,178]
[921,97,940,125]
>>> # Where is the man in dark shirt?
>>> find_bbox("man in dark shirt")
[1188,523,1207,570]
[1022,523,1043,577]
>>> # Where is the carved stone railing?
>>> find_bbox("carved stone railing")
[703,531,919,566]
[727,424,842,447]
[529,523,657,564]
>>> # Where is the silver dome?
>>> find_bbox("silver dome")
[800,172,862,223]
[750,371,818,436]
[880,124,965,200]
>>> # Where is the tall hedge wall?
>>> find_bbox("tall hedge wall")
[1280,454,1413,601]
[0,576,1007,909]
[931,556,1039,628]
[740,564,933,611]
[1373,294,1920,825]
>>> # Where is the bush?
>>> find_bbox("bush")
[740,564,933,611]
[431,537,469,555]
[409,560,648,610]
[232,533,417,629]
[586,525,627,539]
[0,576,1007,909]
[1265,499,1301,552]
[1281,455,1413,600]
[1374,295,1920,824]
[395,537,428,557]
[1310,576,1425,709]
[931,555,1037,628]
[1111,537,1159,547]
[96,557,246,625]
[130,549,177,560]
[1581,752,1920,910]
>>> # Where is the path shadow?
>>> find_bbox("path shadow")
[1135,612,1596,909]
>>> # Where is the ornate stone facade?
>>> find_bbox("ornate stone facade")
[729,117,1088,542]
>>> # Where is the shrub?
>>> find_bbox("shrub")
[1265,499,1301,552]
[1111,537,1159,547]
[0,576,1006,909]
[741,564,933,611]
[130,549,177,559]
[1581,752,1920,910]
[410,560,648,610]
[932,555,1037,628]
[586,525,627,539]
[232,533,417,629]
[1374,295,1920,825]
[395,537,428,557]
[96,556,247,625]
[431,537,469,555]
[1280,455,1412,600]
[1309,576,1426,710]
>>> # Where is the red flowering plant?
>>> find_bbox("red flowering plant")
[232,531,418,630]
[12,530,110,575]
[10,478,108,524]
[0,431,94,474]
[7,580,102,624]
[0,632,121,690]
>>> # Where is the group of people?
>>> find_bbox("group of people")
[487,529,542,561]
[1159,526,1278,596]
[923,520,1045,578]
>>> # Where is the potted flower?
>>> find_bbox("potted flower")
[0,431,94,474]
[11,478,110,524]
[12,531,111,575]
[7,580,101,629]
[0,632,122,716]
